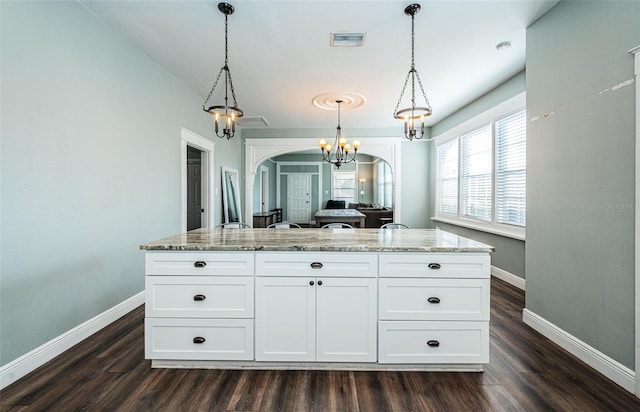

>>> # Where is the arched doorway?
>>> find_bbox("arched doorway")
[244,137,402,225]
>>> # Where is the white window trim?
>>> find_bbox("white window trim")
[432,215,525,241]
[432,92,526,241]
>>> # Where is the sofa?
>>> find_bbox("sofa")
[348,203,393,228]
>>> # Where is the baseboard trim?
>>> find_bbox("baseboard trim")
[522,308,635,393]
[0,291,145,390]
[491,265,525,290]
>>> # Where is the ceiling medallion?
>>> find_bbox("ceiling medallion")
[312,92,366,111]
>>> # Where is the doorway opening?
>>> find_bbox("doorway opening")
[186,146,203,230]
[181,128,215,232]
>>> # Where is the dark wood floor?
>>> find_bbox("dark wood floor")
[2,278,640,411]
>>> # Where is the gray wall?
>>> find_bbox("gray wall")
[526,0,639,369]
[429,72,526,277]
[0,1,242,365]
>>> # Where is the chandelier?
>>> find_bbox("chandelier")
[393,3,432,141]
[202,2,243,140]
[318,100,360,169]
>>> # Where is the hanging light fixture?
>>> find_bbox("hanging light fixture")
[393,3,432,141]
[202,2,243,140]
[318,100,360,169]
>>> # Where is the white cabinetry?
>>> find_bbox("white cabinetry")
[378,253,490,364]
[143,247,491,370]
[144,252,255,361]
[255,253,377,362]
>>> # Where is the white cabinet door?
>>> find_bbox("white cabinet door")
[316,277,377,362]
[255,277,316,361]
[255,276,378,363]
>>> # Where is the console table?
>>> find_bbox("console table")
[252,211,278,228]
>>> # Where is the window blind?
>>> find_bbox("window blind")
[436,138,459,215]
[495,110,526,226]
[460,124,492,222]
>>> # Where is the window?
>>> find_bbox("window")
[376,161,392,208]
[436,139,458,215]
[461,125,492,222]
[496,110,526,227]
[434,103,526,239]
[332,171,356,204]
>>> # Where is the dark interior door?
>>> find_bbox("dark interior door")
[187,146,203,230]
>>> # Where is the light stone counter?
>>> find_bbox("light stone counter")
[140,228,494,253]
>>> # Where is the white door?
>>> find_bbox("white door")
[316,277,378,362]
[287,174,311,223]
[255,277,315,361]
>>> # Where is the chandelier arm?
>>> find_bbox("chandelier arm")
[393,70,413,116]
[203,66,226,110]
[413,70,432,110]
[226,69,240,107]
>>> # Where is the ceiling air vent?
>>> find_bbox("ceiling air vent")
[237,116,269,128]
[330,32,366,47]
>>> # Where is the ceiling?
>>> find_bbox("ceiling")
[80,0,558,130]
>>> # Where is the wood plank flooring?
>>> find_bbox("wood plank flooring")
[2,277,640,411]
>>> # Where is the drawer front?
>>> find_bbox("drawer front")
[256,252,377,277]
[145,252,254,276]
[379,253,490,278]
[378,321,489,364]
[146,276,254,318]
[145,318,254,360]
[379,278,489,321]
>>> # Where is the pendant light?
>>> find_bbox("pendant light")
[318,100,360,169]
[393,3,432,141]
[202,2,243,140]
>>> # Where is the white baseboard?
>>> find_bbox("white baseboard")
[491,265,526,290]
[0,291,145,390]
[522,308,635,393]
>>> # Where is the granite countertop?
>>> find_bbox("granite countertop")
[140,228,494,253]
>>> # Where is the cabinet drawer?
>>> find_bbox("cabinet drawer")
[256,252,377,277]
[145,252,254,276]
[379,253,489,278]
[379,278,489,321]
[145,276,254,318]
[378,321,489,364]
[145,318,254,360]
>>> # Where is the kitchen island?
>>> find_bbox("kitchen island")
[141,228,494,371]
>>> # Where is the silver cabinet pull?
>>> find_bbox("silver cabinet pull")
[310,262,323,269]
[428,263,441,270]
